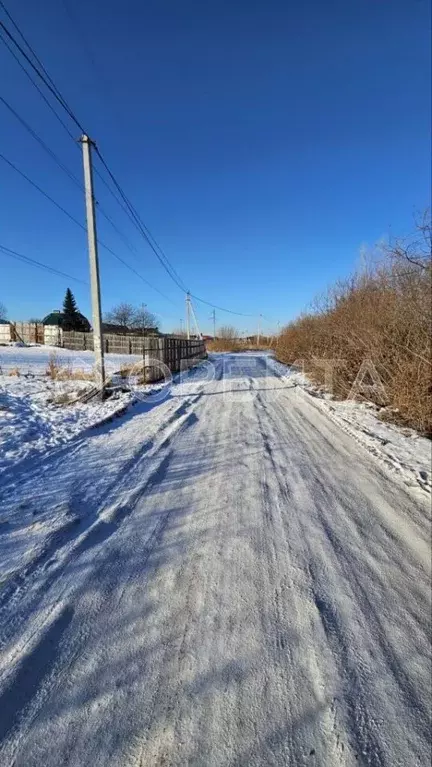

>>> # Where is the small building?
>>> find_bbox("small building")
[43,309,91,345]
[0,319,11,345]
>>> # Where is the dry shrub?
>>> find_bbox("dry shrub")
[276,215,432,435]
[46,352,94,381]
[206,339,242,353]
[55,369,95,381]
[8,367,20,377]
[46,352,61,379]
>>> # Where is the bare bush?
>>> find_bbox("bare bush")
[206,338,242,352]
[218,325,239,340]
[276,215,432,435]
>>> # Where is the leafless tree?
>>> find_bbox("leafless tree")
[104,303,159,330]
[0,302,7,319]
[131,306,158,331]
[386,208,431,271]
[104,302,135,328]
[218,325,238,339]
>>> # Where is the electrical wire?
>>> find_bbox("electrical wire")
[0,244,88,284]
[1,4,261,318]
[0,151,176,305]
[0,94,140,259]
[0,29,77,142]
[0,151,87,231]
[0,15,85,134]
[189,294,256,318]
[0,95,83,189]
[0,17,186,294]
[94,149,190,292]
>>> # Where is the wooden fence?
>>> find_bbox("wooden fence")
[61,331,206,381]
[10,322,45,344]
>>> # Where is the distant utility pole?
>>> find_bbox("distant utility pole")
[211,309,216,340]
[180,318,184,336]
[257,314,262,346]
[189,298,202,339]
[80,134,105,391]
[186,292,191,339]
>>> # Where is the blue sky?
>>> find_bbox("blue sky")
[0,0,430,334]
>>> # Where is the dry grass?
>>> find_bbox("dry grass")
[7,367,20,377]
[46,352,95,381]
[275,216,432,436]
[206,339,242,353]
[55,369,95,381]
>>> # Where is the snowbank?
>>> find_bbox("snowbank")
[267,356,431,494]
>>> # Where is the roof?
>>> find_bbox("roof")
[42,311,63,326]
[43,310,91,330]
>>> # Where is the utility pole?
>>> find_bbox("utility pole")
[211,309,216,340]
[180,318,184,336]
[189,298,202,339]
[257,314,262,347]
[80,134,105,391]
[186,292,191,339]
[141,302,147,355]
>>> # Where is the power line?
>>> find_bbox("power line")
[0,244,88,284]
[60,0,114,107]
[0,93,140,258]
[0,29,77,142]
[97,241,177,306]
[0,151,87,231]
[189,293,256,317]
[0,95,83,189]
[0,0,66,96]
[0,150,176,306]
[0,15,85,134]
[1,5,260,318]
[0,17,187,294]
[94,149,190,292]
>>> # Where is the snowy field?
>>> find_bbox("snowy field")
[0,343,142,375]
[0,345,150,474]
[0,352,429,766]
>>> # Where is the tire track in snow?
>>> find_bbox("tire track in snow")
[0,389,208,761]
[252,389,355,765]
[0,354,430,767]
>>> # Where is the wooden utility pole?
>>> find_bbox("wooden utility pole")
[80,134,105,391]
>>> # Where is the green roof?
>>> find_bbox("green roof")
[42,311,63,326]
[42,310,91,331]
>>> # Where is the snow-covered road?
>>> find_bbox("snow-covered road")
[0,354,430,766]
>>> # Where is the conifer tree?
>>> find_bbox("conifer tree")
[62,288,81,331]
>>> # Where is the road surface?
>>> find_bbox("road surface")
[0,354,430,766]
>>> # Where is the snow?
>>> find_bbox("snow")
[0,343,142,375]
[0,353,430,766]
[0,345,153,475]
[267,355,432,494]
